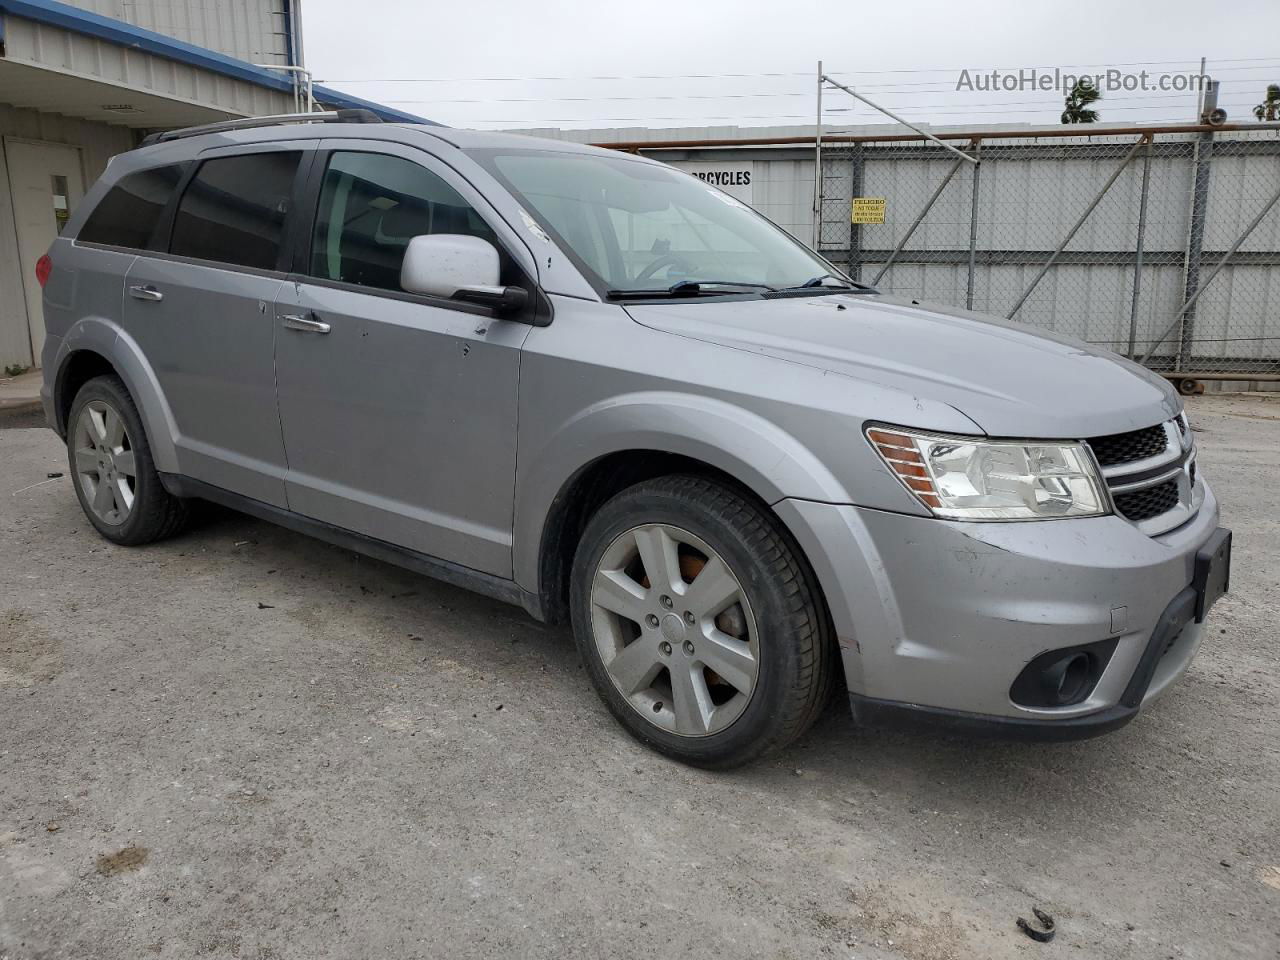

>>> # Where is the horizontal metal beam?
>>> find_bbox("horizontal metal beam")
[663,139,1280,166]
[821,139,1280,163]
[1158,371,1280,382]
[1141,357,1280,374]
[594,122,1280,152]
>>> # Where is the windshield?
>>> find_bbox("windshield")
[468,148,840,295]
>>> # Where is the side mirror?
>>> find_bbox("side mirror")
[400,234,528,313]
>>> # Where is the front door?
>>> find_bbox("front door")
[274,144,531,577]
[4,139,85,365]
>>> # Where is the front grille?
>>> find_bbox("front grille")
[1113,479,1180,522]
[1087,424,1169,467]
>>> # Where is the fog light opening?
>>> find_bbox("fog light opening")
[1045,653,1092,705]
[1010,639,1117,710]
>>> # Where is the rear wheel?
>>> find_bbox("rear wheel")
[67,375,188,545]
[570,475,833,768]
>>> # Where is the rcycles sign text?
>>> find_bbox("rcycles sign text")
[692,170,752,187]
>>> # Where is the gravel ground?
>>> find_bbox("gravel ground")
[1,393,1278,960]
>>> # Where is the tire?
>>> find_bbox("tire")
[66,374,189,546]
[570,475,834,769]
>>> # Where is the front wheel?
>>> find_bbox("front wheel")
[570,476,834,768]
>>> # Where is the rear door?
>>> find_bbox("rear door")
[122,145,312,507]
[274,141,534,576]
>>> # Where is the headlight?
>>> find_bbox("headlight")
[866,426,1109,521]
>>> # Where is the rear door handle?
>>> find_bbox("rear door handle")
[128,284,164,302]
[281,313,331,334]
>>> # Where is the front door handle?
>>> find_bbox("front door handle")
[281,313,331,334]
[128,284,164,302]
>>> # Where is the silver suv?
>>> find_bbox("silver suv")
[38,112,1231,767]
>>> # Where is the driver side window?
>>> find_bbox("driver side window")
[309,151,497,293]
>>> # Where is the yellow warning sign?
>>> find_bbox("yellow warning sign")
[851,197,886,224]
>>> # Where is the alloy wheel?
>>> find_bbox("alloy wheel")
[589,523,759,737]
[73,400,137,526]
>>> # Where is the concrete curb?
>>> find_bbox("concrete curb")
[0,398,42,413]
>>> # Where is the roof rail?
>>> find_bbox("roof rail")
[140,108,383,147]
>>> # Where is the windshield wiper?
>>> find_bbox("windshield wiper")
[768,273,880,295]
[606,279,776,300]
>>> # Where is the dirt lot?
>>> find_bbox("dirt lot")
[1,393,1278,960]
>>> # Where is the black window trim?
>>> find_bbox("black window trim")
[289,147,550,325]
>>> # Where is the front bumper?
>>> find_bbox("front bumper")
[775,480,1224,735]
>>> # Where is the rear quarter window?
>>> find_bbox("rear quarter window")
[77,163,186,249]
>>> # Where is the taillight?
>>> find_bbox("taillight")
[35,254,52,288]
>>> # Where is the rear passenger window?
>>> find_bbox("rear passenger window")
[170,152,301,270]
[78,164,185,249]
[309,151,498,292]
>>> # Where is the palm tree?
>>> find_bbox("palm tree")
[1061,79,1101,124]
[1254,84,1280,121]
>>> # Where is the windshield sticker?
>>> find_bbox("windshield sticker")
[518,208,551,243]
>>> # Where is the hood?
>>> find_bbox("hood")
[625,293,1180,438]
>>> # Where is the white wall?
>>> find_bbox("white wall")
[0,104,133,369]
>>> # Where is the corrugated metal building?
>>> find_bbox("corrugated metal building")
[0,0,427,370]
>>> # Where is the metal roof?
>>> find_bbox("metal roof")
[0,0,435,125]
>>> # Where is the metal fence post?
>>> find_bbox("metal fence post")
[847,142,865,280]
[966,138,982,310]
[1127,137,1153,359]
[811,59,823,251]
[1177,129,1215,369]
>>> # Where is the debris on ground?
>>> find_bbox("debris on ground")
[1016,907,1056,943]
[96,846,149,876]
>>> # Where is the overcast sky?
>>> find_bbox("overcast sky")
[301,0,1280,133]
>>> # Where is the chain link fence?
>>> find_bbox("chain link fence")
[817,128,1280,378]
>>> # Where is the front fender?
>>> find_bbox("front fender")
[53,316,180,474]
[511,390,849,593]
